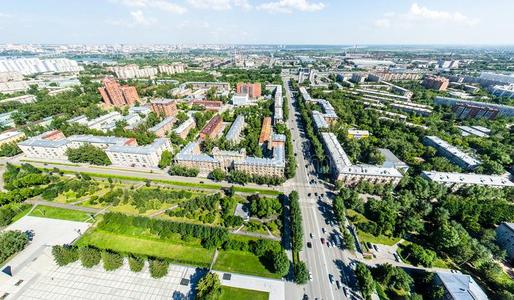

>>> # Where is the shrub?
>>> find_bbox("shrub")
[79,246,101,268]
[128,254,145,272]
[196,272,222,300]
[272,249,290,277]
[294,261,309,284]
[52,244,79,266]
[0,230,29,264]
[102,250,124,271]
[149,259,169,278]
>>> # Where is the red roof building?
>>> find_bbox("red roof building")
[98,77,140,107]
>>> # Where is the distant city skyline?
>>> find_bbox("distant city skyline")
[1,0,514,45]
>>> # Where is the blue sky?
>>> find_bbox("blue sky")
[1,0,513,45]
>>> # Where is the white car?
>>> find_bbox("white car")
[309,272,313,281]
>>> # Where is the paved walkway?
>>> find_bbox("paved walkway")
[214,271,285,300]
[26,199,102,214]
[230,229,281,241]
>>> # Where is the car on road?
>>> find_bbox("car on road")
[343,287,349,297]
[336,281,341,289]
[308,193,311,197]
[328,274,334,284]
[320,238,325,244]
[373,244,379,251]
[310,233,313,238]
[307,242,312,248]
[327,242,330,248]
[309,272,313,281]
[322,228,326,234]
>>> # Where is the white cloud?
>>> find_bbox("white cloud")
[0,12,12,18]
[374,3,478,28]
[187,0,251,10]
[257,0,325,13]
[130,10,156,25]
[112,0,187,14]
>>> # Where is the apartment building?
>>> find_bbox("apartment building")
[108,64,158,79]
[347,129,370,139]
[0,111,17,128]
[200,115,223,139]
[490,84,514,99]
[18,130,170,168]
[0,131,25,146]
[225,115,245,143]
[237,82,261,99]
[258,117,272,145]
[423,136,481,170]
[267,84,284,124]
[368,70,422,82]
[68,112,124,132]
[158,63,186,75]
[0,58,83,75]
[150,99,178,117]
[0,80,29,94]
[186,82,230,91]
[457,126,490,137]
[232,93,250,106]
[422,76,450,91]
[105,138,171,168]
[312,111,329,130]
[0,95,36,104]
[174,117,196,139]
[496,223,514,261]
[191,100,223,111]
[434,272,487,300]
[421,171,513,190]
[435,96,514,119]
[0,71,23,82]
[148,117,176,137]
[321,132,403,186]
[174,142,221,172]
[98,77,139,107]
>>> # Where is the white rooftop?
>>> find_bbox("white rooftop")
[422,171,513,187]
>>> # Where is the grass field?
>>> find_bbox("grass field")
[9,204,32,224]
[358,230,400,246]
[29,205,94,223]
[220,286,269,300]
[76,229,214,267]
[213,250,281,279]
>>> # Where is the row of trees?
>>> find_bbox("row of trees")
[66,144,112,166]
[52,245,169,278]
[168,165,200,177]
[288,191,309,284]
[0,142,22,157]
[332,191,356,251]
[0,230,29,265]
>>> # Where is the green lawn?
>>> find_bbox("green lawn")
[358,230,400,246]
[214,250,281,279]
[29,205,94,223]
[220,286,269,300]
[10,204,32,224]
[76,229,213,267]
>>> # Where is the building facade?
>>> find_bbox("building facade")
[174,117,196,139]
[150,99,178,117]
[423,136,481,170]
[98,77,139,107]
[236,82,261,99]
[148,117,176,137]
[200,115,223,139]
[422,76,450,91]
[0,131,26,146]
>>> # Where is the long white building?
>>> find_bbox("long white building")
[321,132,403,186]
[421,171,513,190]
[0,58,83,75]
[18,130,171,168]
[423,136,481,170]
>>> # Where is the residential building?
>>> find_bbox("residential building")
[233,144,285,178]
[200,115,223,139]
[174,117,196,139]
[0,131,25,146]
[299,87,312,101]
[0,111,17,128]
[68,112,124,132]
[421,171,513,190]
[0,58,83,75]
[496,223,514,261]
[150,99,178,117]
[423,136,481,170]
[378,148,409,173]
[350,73,367,83]
[225,115,245,143]
[108,64,158,79]
[422,76,450,91]
[148,117,176,137]
[434,272,488,300]
[106,138,171,168]
[258,117,272,145]
[267,84,283,124]
[347,129,370,139]
[191,100,223,111]
[232,93,250,106]
[0,94,36,104]
[321,132,403,186]
[457,126,489,138]
[490,84,514,99]
[368,70,422,82]
[0,71,23,82]
[236,82,261,99]
[312,111,329,130]
[174,142,221,172]
[186,82,230,91]
[158,63,186,75]
[129,105,152,116]
[434,96,514,119]
[98,77,139,107]
[0,80,29,94]
[18,130,169,168]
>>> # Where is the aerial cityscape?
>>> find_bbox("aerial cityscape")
[0,1,514,300]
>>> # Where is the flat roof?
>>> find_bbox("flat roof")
[149,116,176,132]
[436,272,488,300]
[424,136,481,167]
[225,115,245,141]
[422,171,513,187]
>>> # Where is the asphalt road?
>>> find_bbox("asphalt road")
[283,77,358,300]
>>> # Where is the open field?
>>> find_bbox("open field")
[214,250,281,279]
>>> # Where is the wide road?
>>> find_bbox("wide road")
[283,76,357,300]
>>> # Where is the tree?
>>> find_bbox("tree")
[66,144,111,166]
[52,244,79,266]
[196,272,222,300]
[355,263,375,300]
[0,143,22,157]
[128,254,145,272]
[294,261,309,284]
[374,264,413,296]
[149,258,169,278]
[78,246,101,268]
[0,230,29,264]
[209,168,226,182]
[402,243,436,267]
[101,250,124,271]
[158,150,172,169]
[272,249,290,277]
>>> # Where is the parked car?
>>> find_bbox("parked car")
[320,238,325,244]
[307,242,312,248]
[309,272,313,281]
[328,274,334,284]
[310,233,313,238]
[336,281,341,289]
